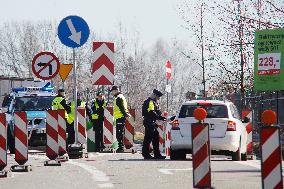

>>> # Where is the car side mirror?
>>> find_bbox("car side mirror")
[242,117,250,123]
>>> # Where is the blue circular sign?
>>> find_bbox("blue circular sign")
[58,15,90,48]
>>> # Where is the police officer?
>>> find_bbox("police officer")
[91,92,107,152]
[111,86,130,153]
[142,89,166,159]
[52,89,71,119]
[67,92,89,145]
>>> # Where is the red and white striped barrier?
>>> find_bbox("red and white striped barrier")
[260,126,283,189]
[104,107,113,148]
[58,109,67,156]
[0,113,7,171]
[165,122,171,158]
[14,112,28,165]
[191,123,211,188]
[46,110,59,160]
[157,124,164,153]
[242,110,253,157]
[124,109,135,149]
[77,108,87,145]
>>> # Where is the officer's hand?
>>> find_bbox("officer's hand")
[126,113,131,118]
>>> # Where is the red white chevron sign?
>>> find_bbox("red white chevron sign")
[92,42,114,85]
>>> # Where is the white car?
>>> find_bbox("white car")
[170,100,249,161]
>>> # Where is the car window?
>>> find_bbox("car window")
[178,105,228,118]
[230,104,240,120]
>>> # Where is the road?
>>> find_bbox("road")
[0,150,279,189]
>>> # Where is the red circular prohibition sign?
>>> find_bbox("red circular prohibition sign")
[32,51,60,80]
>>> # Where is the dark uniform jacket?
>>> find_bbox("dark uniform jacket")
[142,98,165,125]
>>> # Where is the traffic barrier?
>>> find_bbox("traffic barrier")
[191,108,211,189]
[58,109,67,156]
[260,125,283,188]
[11,112,32,171]
[45,110,60,166]
[124,109,135,149]
[104,107,113,150]
[87,120,95,152]
[157,124,164,153]
[165,122,171,158]
[77,108,87,145]
[0,113,11,177]
[242,110,253,158]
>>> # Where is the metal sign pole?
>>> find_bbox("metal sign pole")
[73,48,78,144]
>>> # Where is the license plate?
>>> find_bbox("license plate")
[210,124,215,130]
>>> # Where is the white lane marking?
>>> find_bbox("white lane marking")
[28,153,113,187]
[235,160,284,177]
[67,160,113,188]
[98,183,115,188]
[158,168,193,175]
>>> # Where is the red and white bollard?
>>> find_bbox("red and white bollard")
[77,108,88,158]
[57,109,68,161]
[45,110,60,166]
[11,112,32,172]
[191,108,211,189]
[260,110,283,189]
[0,113,11,177]
[242,110,253,159]
[104,107,114,151]
[157,124,164,153]
[124,109,135,150]
[165,122,171,158]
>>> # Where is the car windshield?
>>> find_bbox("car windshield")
[179,104,228,118]
[14,96,55,111]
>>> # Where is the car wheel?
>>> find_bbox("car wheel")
[232,139,241,161]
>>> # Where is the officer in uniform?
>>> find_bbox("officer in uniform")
[142,89,166,159]
[67,92,89,145]
[52,89,71,119]
[111,86,130,153]
[91,92,107,152]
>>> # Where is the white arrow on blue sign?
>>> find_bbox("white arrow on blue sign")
[58,15,90,48]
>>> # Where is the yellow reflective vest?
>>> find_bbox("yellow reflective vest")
[52,96,68,119]
[67,101,86,124]
[91,100,107,120]
[113,93,128,120]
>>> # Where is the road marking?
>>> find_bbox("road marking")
[158,168,193,175]
[67,160,114,188]
[236,160,284,177]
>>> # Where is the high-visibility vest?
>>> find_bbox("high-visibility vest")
[91,100,107,120]
[67,101,86,124]
[113,94,128,120]
[52,96,68,118]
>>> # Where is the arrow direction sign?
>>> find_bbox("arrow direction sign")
[66,19,82,45]
[32,52,60,80]
[58,15,90,48]
[59,64,73,81]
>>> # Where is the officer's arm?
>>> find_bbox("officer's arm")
[116,97,127,116]
[60,99,71,114]
[85,103,92,117]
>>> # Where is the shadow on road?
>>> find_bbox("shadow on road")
[213,169,260,173]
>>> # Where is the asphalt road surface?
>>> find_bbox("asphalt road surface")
[0,150,282,189]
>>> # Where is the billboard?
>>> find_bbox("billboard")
[254,29,284,91]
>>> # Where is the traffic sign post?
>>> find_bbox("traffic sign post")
[58,15,90,153]
[32,52,60,80]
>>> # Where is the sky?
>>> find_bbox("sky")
[0,0,189,47]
